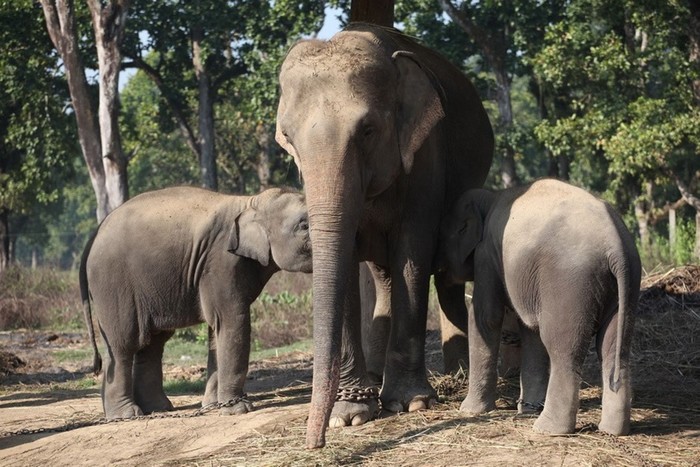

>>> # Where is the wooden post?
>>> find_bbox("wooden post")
[669,208,677,256]
[350,0,394,27]
[695,212,700,260]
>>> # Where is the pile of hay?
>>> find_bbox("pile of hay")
[0,349,25,375]
[638,265,700,313]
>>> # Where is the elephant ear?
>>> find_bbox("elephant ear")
[457,201,483,262]
[227,208,271,266]
[275,122,301,172]
[393,51,446,174]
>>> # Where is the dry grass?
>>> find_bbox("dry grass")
[0,266,81,330]
[1,267,699,466]
[177,266,700,466]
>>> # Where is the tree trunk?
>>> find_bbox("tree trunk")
[40,0,109,221]
[255,123,273,189]
[439,0,519,188]
[669,208,677,256]
[634,182,653,253]
[350,0,394,27]
[192,27,218,191]
[0,209,8,273]
[87,0,131,212]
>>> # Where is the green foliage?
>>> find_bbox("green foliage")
[0,1,78,215]
[250,289,312,351]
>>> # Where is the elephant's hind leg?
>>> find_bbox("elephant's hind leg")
[101,331,142,419]
[597,312,632,435]
[133,330,175,413]
[518,326,548,414]
[533,304,591,434]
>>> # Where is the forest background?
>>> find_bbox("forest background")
[1,0,699,272]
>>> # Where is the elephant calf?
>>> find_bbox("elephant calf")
[439,179,640,436]
[80,186,312,419]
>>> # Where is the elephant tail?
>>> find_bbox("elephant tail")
[608,254,638,393]
[79,231,102,375]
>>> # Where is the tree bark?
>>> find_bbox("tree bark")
[350,0,393,27]
[0,209,8,272]
[40,0,109,221]
[672,174,700,259]
[125,57,201,160]
[87,0,130,212]
[256,123,273,189]
[192,26,218,191]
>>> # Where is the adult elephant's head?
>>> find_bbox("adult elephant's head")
[276,28,445,449]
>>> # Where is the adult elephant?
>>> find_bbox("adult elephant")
[275,23,494,448]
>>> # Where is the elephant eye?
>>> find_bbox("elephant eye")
[297,219,309,232]
[363,124,374,138]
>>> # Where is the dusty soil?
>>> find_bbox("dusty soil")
[2,267,700,466]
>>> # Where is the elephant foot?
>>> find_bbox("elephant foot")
[533,410,575,435]
[139,396,174,414]
[105,401,144,420]
[517,399,545,415]
[459,392,496,414]
[219,397,253,415]
[328,399,379,428]
[380,382,437,414]
[202,392,218,408]
[598,417,630,436]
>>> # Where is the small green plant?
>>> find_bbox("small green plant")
[163,378,206,395]
[673,218,696,265]
[250,289,312,351]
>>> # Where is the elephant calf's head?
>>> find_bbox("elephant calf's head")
[228,189,312,273]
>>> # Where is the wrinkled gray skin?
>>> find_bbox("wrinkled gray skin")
[276,23,493,447]
[439,179,640,436]
[79,187,311,420]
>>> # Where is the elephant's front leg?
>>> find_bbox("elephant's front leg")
[133,330,175,413]
[380,248,437,413]
[362,262,392,386]
[461,270,504,414]
[202,326,218,407]
[215,305,253,415]
[330,260,380,428]
[435,271,469,374]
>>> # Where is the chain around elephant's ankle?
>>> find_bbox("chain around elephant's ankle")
[196,394,249,414]
[335,385,379,403]
[517,399,545,412]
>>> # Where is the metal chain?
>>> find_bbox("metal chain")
[516,399,545,412]
[0,395,250,439]
[600,431,662,467]
[335,386,380,403]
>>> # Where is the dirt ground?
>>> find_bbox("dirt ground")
[1,268,700,466]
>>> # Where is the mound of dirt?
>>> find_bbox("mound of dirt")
[638,265,700,313]
[0,350,25,375]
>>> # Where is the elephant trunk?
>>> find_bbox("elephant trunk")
[304,165,363,449]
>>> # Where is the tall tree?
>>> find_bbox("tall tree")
[533,0,700,259]
[1,1,76,269]
[350,0,394,26]
[87,0,130,210]
[437,0,564,188]
[40,0,129,221]
[123,0,324,192]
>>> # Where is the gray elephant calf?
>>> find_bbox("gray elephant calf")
[80,186,312,419]
[439,179,640,435]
